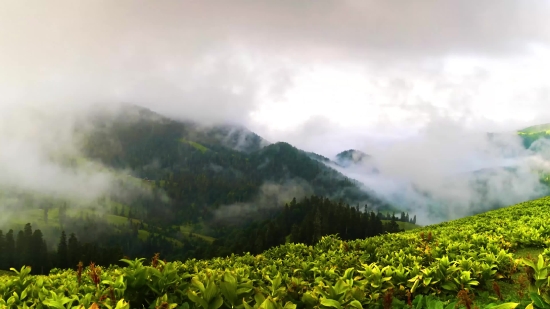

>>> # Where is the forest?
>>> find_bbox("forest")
[0,195,415,274]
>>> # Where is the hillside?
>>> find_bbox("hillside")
[79,105,394,216]
[335,149,371,167]
[518,123,550,149]
[2,195,550,308]
[0,104,406,270]
[518,123,550,134]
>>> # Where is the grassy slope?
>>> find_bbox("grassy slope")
[1,194,550,308]
[179,138,210,153]
[518,123,550,134]
[264,196,550,307]
[381,219,421,230]
[393,197,550,307]
[4,207,214,246]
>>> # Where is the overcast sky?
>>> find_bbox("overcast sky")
[1,0,549,156]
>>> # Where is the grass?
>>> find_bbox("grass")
[518,123,550,134]
[179,139,210,153]
[178,225,215,243]
[381,219,421,230]
[2,206,216,248]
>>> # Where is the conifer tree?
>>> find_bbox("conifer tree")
[22,223,33,267]
[0,230,5,270]
[31,229,46,274]
[68,233,80,269]
[57,231,69,269]
[15,230,25,268]
[5,230,15,268]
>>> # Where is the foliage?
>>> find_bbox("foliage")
[1,196,550,308]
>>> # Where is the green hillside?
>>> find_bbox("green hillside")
[518,123,550,134]
[381,219,420,230]
[518,123,550,148]
[2,196,550,308]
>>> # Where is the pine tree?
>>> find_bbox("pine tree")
[290,224,300,243]
[68,233,80,269]
[312,208,323,244]
[0,230,5,270]
[22,223,33,268]
[57,231,69,269]
[15,230,25,268]
[31,229,46,274]
[5,230,15,268]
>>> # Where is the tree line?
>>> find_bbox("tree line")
[206,195,407,258]
[0,224,123,274]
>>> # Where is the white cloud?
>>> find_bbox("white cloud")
[1,0,550,223]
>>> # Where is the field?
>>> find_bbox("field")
[2,197,550,308]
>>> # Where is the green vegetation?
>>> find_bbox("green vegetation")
[518,123,550,134]
[381,220,420,231]
[518,123,550,149]
[1,196,550,308]
[180,139,210,153]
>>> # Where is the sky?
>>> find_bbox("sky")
[0,0,549,156]
[1,1,550,223]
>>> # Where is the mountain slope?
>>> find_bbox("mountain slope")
[78,105,394,221]
[518,122,550,149]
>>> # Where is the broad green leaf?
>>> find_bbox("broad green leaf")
[488,303,519,309]
[192,277,206,294]
[348,300,362,309]
[320,299,341,309]
[188,290,208,309]
[220,281,238,305]
[209,295,224,309]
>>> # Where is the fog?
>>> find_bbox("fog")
[1,1,549,225]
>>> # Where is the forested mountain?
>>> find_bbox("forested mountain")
[79,105,393,217]
[0,105,406,270]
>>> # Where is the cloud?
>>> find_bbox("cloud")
[1,0,549,127]
[212,180,314,223]
[1,0,549,226]
[329,116,550,225]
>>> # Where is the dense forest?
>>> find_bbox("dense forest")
[80,106,393,223]
[0,224,123,274]
[208,196,414,258]
[0,195,416,272]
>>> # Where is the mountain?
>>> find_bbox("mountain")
[335,149,371,166]
[518,122,550,149]
[80,105,390,204]
[0,104,402,263]
[519,123,550,134]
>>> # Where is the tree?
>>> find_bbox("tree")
[31,229,47,274]
[5,230,15,268]
[311,208,323,244]
[22,223,33,267]
[15,230,25,268]
[57,231,69,269]
[0,230,5,270]
[290,224,300,243]
[68,233,80,269]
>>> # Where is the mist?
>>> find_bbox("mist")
[1,0,549,228]
[329,121,550,225]
[213,179,314,223]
